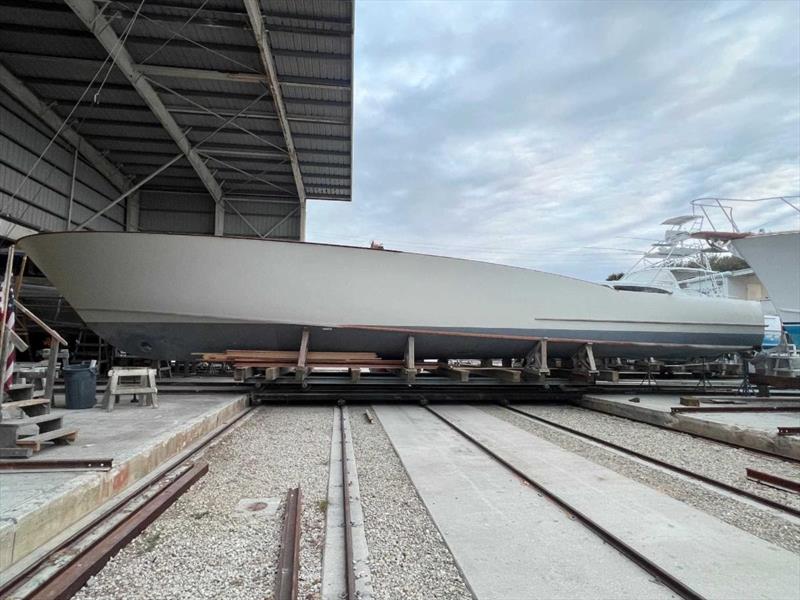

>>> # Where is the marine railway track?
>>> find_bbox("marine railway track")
[0,407,258,600]
[1,399,797,599]
[421,401,800,600]
[499,405,800,518]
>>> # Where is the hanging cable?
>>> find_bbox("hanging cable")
[5,0,145,238]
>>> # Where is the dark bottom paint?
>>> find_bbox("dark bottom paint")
[90,322,760,361]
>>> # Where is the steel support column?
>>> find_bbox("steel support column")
[243,0,307,240]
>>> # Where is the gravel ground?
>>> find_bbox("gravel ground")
[485,404,800,553]
[74,406,332,600]
[350,407,473,600]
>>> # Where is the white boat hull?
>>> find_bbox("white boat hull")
[731,231,800,341]
[17,232,765,360]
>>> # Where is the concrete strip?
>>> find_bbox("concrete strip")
[0,394,248,573]
[321,407,373,599]
[577,394,800,460]
[433,404,800,600]
[375,404,676,600]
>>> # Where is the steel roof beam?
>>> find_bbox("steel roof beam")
[65,0,226,223]
[0,23,350,62]
[0,60,130,193]
[109,0,352,27]
[243,0,309,238]
[137,63,351,90]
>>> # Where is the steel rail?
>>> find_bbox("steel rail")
[423,404,707,600]
[0,406,256,599]
[275,487,302,600]
[503,406,800,518]
[0,458,113,471]
[578,401,800,464]
[746,469,800,494]
[27,462,208,600]
[339,406,357,600]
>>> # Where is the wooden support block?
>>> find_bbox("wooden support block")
[596,370,620,383]
[401,368,417,384]
[295,366,311,382]
[487,368,521,383]
[680,396,701,407]
[437,365,469,383]
[263,367,281,382]
[349,368,361,384]
[472,368,522,383]
[234,366,254,383]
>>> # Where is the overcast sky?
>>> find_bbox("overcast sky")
[307,0,800,281]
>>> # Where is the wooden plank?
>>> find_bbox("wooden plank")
[17,427,78,451]
[44,335,59,401]
[297,329,310,369]
[15,300,68,346]
[2,397,50,409]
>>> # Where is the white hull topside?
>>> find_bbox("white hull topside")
[17,232,765,360]
[731,231,800,333]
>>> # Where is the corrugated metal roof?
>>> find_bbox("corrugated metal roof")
[0,0,354,239]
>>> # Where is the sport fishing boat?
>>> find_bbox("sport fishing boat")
[730,231,800,342]
[688,197,800,342]
[16,231,764,360]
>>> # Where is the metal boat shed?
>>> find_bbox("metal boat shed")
[0,0,354,242]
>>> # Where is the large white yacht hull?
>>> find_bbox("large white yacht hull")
[731,231,800,341]
[17,232,765,360]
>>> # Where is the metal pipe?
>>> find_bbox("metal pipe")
[262,206,300,238]
[66,148,78,230]
[73,154,182,231]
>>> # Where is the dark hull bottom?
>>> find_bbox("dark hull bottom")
[90,322,760,361]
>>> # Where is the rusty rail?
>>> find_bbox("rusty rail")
[0,407,255,599]
[275,487,302,600]
[23,461,208,600]
[425,404,707,600]
[777,427,800,436]
[0,458,113,472]
[503,406,800,518]
[746,469,800,494]
[671,405,800,414]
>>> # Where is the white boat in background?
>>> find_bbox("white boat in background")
[17,231,763,360]
[730,231,800,342]
[689,196,800,343]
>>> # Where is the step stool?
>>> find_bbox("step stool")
[0,384,78,458]
[102,367,158,412]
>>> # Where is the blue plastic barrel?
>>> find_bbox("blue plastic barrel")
[63,364,98,409]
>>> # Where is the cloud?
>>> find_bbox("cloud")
[308,0,800,281]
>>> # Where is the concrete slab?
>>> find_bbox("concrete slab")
[0,392,247,573]
[375,404,677,600]
[578,394,800,460]
[431,404,800,600]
